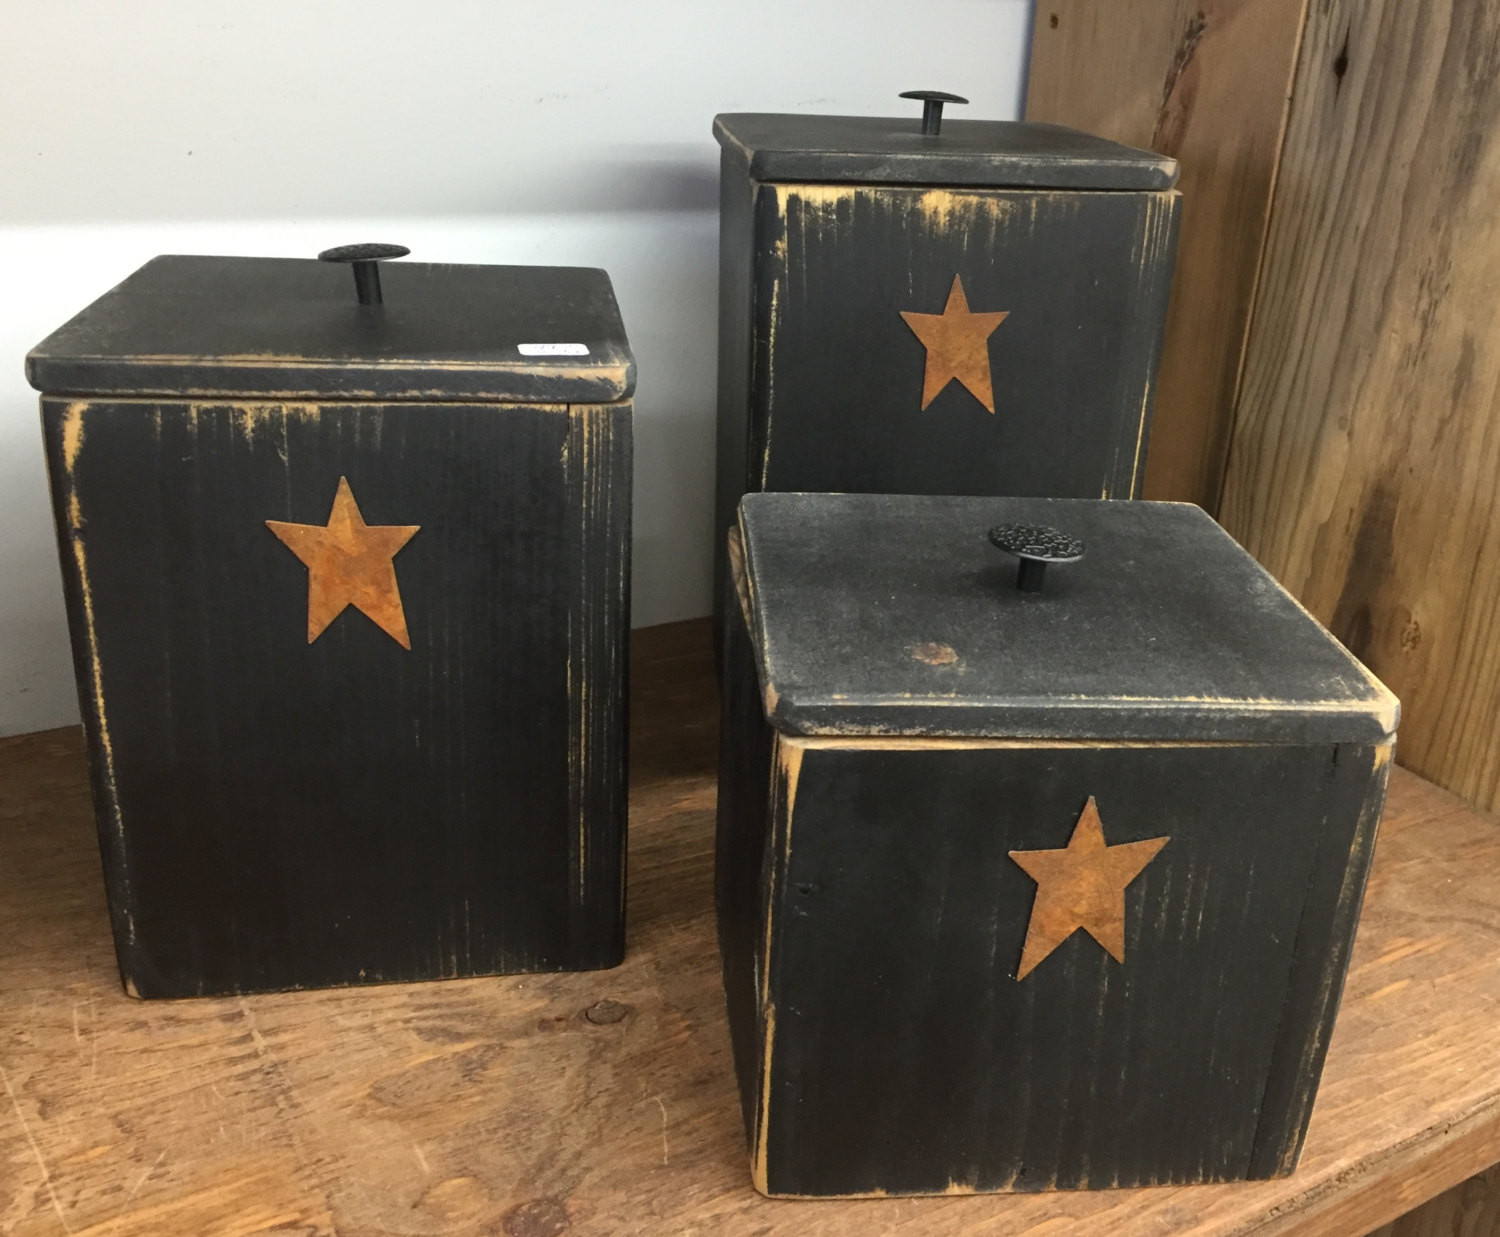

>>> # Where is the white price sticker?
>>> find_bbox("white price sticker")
[518,343,590,357]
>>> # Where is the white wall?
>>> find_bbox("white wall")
[0,0,1033,737]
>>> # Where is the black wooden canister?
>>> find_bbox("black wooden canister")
[29,249,634,997]
[713,97,1181,630]
[718,492,1397,1196]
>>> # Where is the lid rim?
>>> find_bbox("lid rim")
[27,356,636,401]
[736,493,1399,747]
[25,255,635,404]
[715,113,1179,191]
[763,694,1399,745]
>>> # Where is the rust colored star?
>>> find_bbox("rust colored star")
[266,477,420,649]
[899,274,1010,413]
[1009,797,1168,980]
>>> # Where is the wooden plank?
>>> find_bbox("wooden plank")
[1026,0,1309,509]
[1,618,1499,1233]
[1218,0,1500,813]
[1368,1163,1500,1236]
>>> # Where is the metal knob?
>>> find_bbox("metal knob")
[899,90,969,136]
[318,243,410,306]
[989,523,1084,593]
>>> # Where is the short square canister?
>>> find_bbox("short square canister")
[717,493,1398,1196]
[712,99,1181,621]
[28,250,633,998]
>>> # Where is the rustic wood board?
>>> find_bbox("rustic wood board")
[1027,0,1309,510]
[1369,1163,1500,1237]
[2,619,1499,1235]
[1218,0,1500,814]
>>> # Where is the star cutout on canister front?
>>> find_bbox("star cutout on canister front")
[266,477,421,649]
[899,274,1010,413]
[1008,796,1168,980]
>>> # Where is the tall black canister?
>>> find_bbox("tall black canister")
[29,248,634,997]
[713,95,1180,623]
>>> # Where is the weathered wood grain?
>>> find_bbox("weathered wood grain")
[1,619,1499,1233]
[1219,0,1500,813]
[1368,1163,1500,1237]
[1027,0,1310,509]
[710,118,1180,647]
[40,397,631,998]
[25,257,636,405]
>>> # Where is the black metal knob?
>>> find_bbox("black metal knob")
[318,243,410,306]
[989,524,1084,593]
[899,90,969,136]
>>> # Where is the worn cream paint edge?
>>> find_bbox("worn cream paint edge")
[787,736,1258,752]
[1211,529,1402,732]
[752,736,804,1194]
[614,403,632,918]
[730,514,780,717]
[47,389,598,408]
[712,118,753,160]
[749,179,1174,507]
[748,740,1029,1199]
[60,401,133,944]
[1126,189,1182,494]
[226,402,320,436]
[580,406,597,900]
[773,182,1028,231]
[581,405,591,900]
[758,279,780,491]
[727,523,782,715]
[1267,738,1394,1174]
[727,526,754,633]
[768,698,1398,747]
[561,401,630,916]
[764,1177,1104,1199]
[566,404,594,903]
[44,353,631,379]
[764,1182,1025,1200]
[795,692,1387,710]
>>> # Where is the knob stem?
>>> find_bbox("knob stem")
[352,261,383,306]
[1016,558,1048,593]
[899,90,970,137]
[317,243,411,307]
[988,523,1085,595]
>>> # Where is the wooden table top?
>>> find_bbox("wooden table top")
[2,619,1498,1236]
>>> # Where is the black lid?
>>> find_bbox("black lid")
[734,494,1398,744]
[26,254,635,403]
[713,113,1177,191]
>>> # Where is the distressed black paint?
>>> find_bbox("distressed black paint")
[31,255,634,998]
[27,256,634,404]
[716,493,1398,1196]
[712,114,1178,189]
[737,494,1396,744]
[712,113,1181,643]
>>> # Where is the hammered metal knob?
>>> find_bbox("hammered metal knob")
[989,523,1084,593]
[318,243,410,306]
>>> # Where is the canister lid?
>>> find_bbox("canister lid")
[713,112,1177,191]
[734,494,1398,744]
[26,254,635,403]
